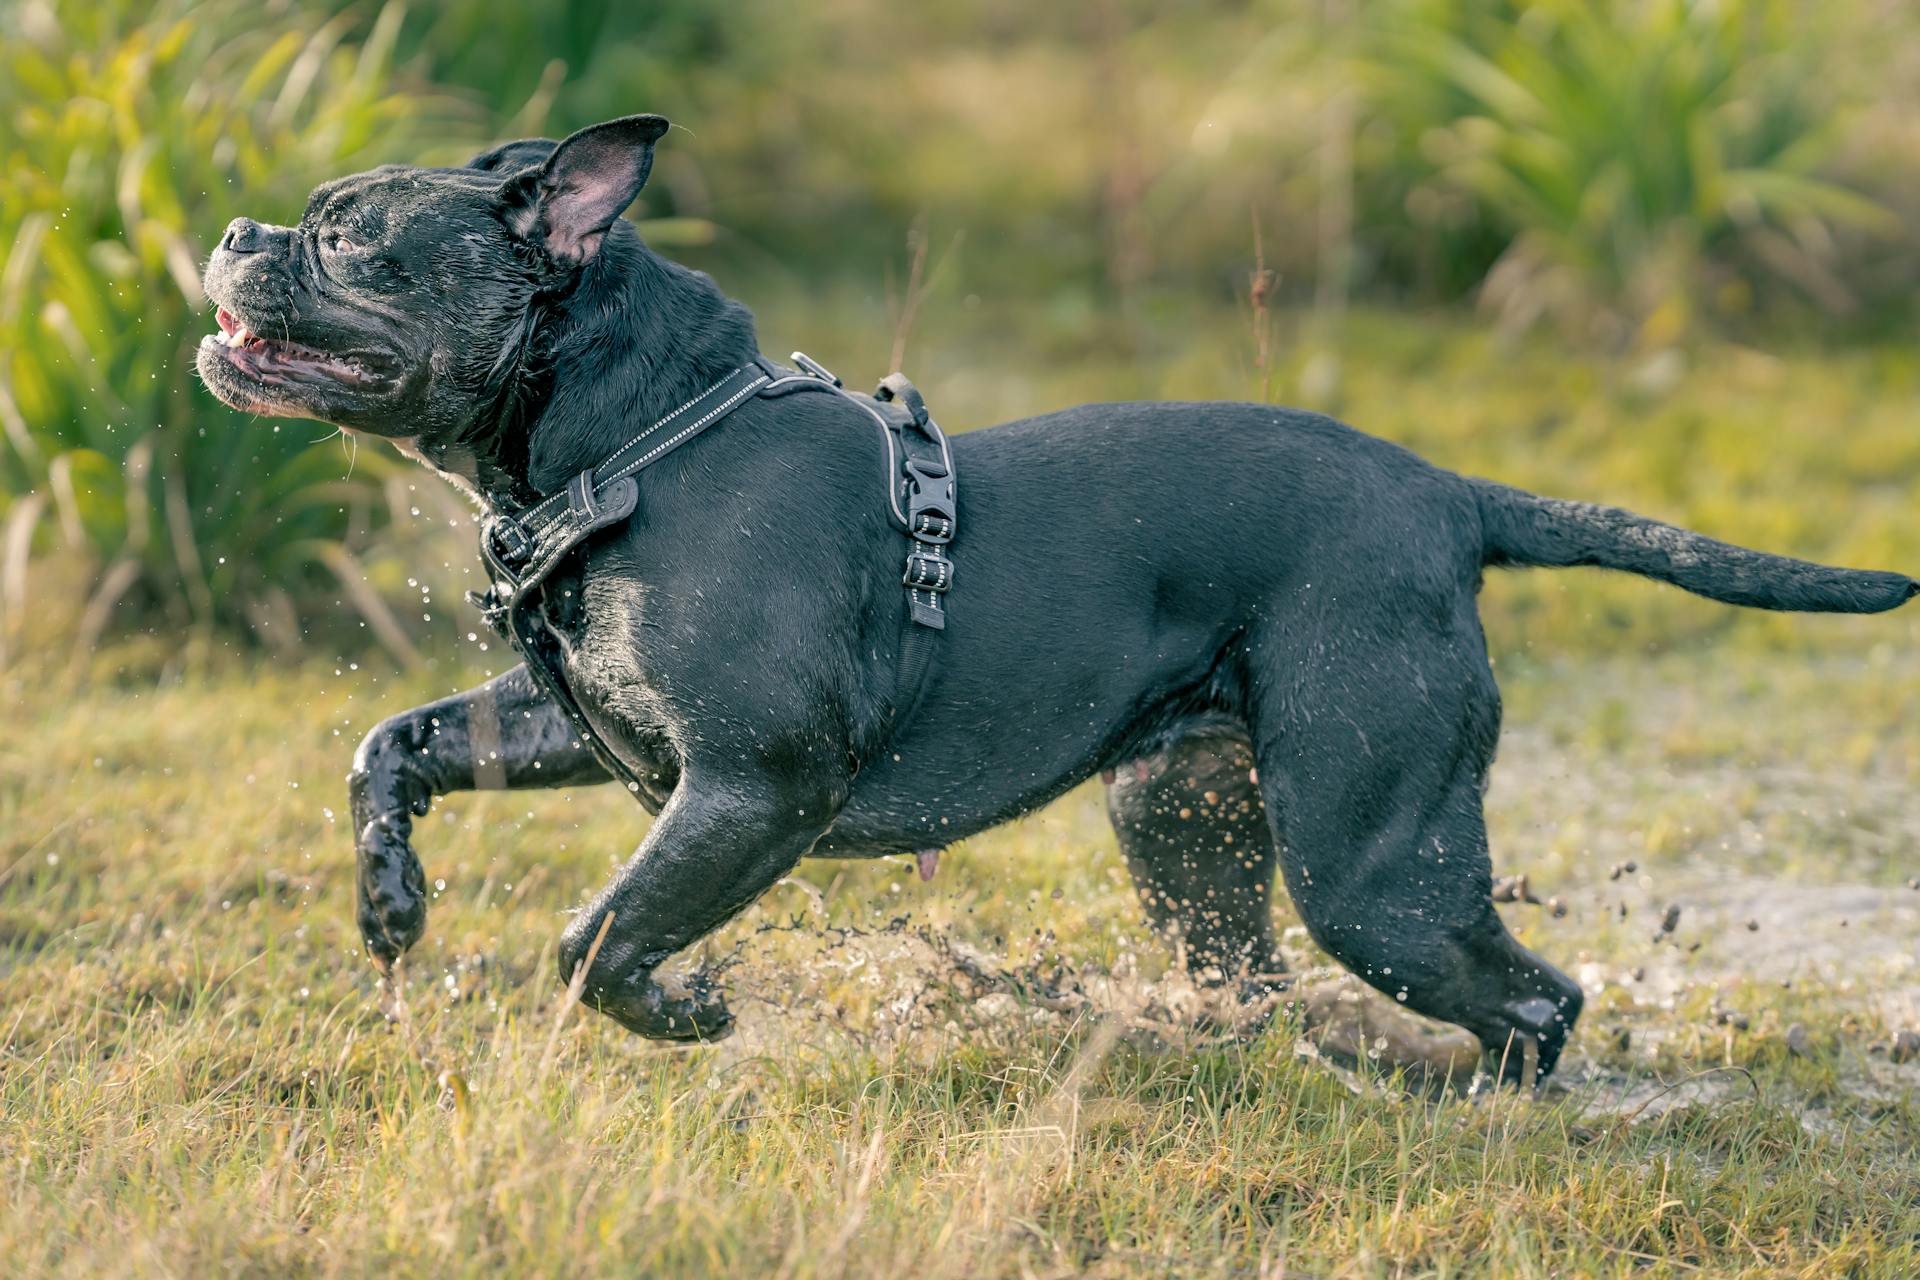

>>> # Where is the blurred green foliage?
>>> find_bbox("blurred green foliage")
[0,0,718,656]
[1356,0,1895,343]
[2,0,1915,654]
[0,0,474,654]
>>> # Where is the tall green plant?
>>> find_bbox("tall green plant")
[0,0,474,655]
[1356,0,1895,340]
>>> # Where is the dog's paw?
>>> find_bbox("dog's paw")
[589,974,735,1043]
[355,814,428,965]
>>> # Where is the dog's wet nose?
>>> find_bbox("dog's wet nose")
[220,217,268,253]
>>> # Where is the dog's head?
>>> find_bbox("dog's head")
[197,114,670,443]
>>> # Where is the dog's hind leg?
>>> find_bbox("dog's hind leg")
[1104,729,1285,991]
[351,665,642,966]
[1245,619,1584,1083]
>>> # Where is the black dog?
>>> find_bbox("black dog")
[199,114,1916,1081]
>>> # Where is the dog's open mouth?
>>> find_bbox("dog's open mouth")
[206,306,375,386]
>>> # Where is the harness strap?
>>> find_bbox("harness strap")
[758,354,958,718]
[479,360,775,595]
[469,352,957,801]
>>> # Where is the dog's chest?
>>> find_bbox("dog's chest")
[551,573,686,758]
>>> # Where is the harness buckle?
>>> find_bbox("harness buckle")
[465,585,512,638]
[903,548,954,593]
[484,516,532,569]
[903,456,955,543]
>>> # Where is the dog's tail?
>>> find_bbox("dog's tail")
[1470,479,1917,614]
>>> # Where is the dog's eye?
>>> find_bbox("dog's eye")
[329,232,359,253]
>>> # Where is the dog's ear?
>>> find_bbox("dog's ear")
[466,138,558,174]
[497,114,670,266]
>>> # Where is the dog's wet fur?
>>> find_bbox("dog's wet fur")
[199,115,1917,1081]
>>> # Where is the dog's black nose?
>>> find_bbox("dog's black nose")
[220,217,268,253]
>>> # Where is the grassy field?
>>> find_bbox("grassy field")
[4,314,1920,1276]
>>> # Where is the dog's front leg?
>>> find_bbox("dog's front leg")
[557,771,842,1041]
[350,665,651,966]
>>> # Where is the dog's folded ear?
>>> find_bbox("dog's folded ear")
[466,138,558,174]
[496,114,671,267]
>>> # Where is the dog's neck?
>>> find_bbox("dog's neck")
[452,232,761,510]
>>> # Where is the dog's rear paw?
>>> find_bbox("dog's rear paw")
[356,816,428,965]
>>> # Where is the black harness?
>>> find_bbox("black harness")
[468,352,957,798]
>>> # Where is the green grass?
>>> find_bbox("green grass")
[4,651,1918,1277]
[5,313,1920,1276]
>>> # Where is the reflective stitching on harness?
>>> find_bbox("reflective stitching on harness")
[844,394,908,526]
[758,371,920,529]
[518,369,762,528]
[615,377,736,457]
[603,374,771,485]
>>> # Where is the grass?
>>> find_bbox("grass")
[4,311,1920,1276]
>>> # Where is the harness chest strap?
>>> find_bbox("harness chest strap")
[468,352,957,794]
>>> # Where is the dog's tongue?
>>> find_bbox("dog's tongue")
[917,848,940,882]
